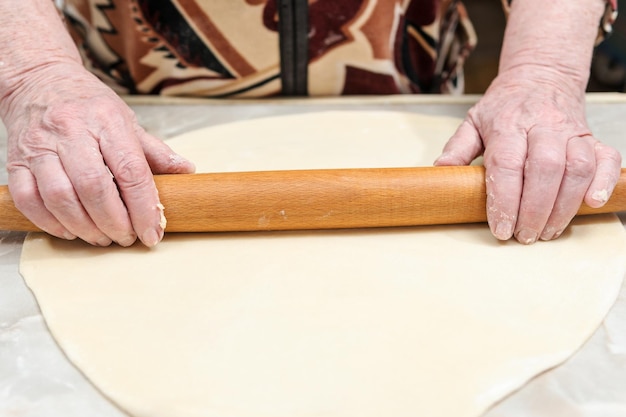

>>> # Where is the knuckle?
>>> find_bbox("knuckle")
[9,129,54,163]
[112,155,152,189]
[40,181,77,212]
[73,168,113,197]
[42,96,130,137]
[42,105,82,136]
[9,186,39,214]
[94,101,129,126]
[565,154,595,179]
[484,150,526,174]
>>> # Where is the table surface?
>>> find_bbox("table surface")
[1,95,625,417]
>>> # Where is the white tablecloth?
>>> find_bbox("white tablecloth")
[1,95,625,417]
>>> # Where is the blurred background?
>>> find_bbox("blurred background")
[463,0,626,93]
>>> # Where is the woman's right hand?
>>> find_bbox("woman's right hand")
[2,62,195,247]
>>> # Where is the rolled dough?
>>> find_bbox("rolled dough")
[20,111,626,417]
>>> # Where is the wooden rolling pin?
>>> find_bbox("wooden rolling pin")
[1,166,625,233]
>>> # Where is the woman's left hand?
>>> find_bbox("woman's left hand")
[435,68,622,244]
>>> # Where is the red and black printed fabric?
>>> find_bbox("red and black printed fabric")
[61,0,617,97]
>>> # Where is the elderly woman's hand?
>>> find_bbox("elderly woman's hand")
[2,62,195,247]
[435,68,621,244]
[436,0,621,244]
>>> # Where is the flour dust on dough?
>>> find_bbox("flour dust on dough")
[20,111,626,417]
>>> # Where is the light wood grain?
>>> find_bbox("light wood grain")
[1,166,624,233]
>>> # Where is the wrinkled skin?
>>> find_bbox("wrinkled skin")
[5,63,621,247]
[436,67,622,244]
[4,62,195,247]
[2,0,620,247]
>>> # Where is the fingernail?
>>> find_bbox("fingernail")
[494,221,513,240]
[516,229,538,245]
[591,189,609,205]
[541,226,566,241]
[63,232,77,240]
[170,154,196,171]
[96,236,113,247]
[118,234,137,247]
[539,227,554,240]
[141,228,163,247]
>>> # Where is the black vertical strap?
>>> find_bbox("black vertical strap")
[278,0,309,96]
[292,0,308,95]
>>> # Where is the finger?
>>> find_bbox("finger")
[98,121,164,247]
[8,166,76,240]
[482,131,528,241]
[434,119,484,166]
[29,154,113,246]
[540,136,596,241]
[138,128,196,175]
[584,142,622,208]
[514,129,567,244]
[57,136,137,247]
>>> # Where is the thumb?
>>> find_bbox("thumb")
[140,130,196,175]
[434,119,484,166]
